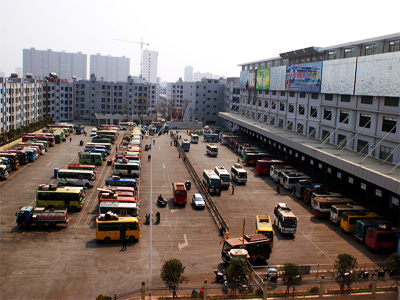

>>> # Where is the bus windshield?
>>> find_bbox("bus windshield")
[282,217,297,228]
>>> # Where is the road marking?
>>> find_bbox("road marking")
[46,161,53,167]
[170,209,179,214]
[163,163,166,169]
[178,234,188,251]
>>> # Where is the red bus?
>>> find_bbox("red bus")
[303,186,332,204]
[365,226,400,252]
[245,152,273,166]
[23,134,55,147]
[68,163,97,175]
[172,182,187,205]
[98,193,139,205]
[256,160,286,175]
[100,186,137,197]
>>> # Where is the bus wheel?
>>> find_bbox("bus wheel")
[70,206,77,211]
[85,183,90,188]
[96,162,101,166]
[129,236,136,242]
[104,237,111,243]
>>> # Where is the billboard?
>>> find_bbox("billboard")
[256,68,270,90]
[285,62,322,93]
[239,70,248,89]
[247,70,255,89]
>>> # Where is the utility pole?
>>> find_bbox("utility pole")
[113,38,149,80]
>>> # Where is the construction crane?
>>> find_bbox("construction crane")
[113,38,149,79]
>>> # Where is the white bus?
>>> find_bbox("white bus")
[214,166,231,188]
[270,165,295,182]
[86,142,112,155]
[190,134,199,144]
[119,122,135,130]
[203,169,222,194]
[206,144,218,157]
[281,172,311,190]
[231,163,247,184]
[330,204,365,225]
[99,201,139,217]
[114,161,141,177]
[57,169,95,187]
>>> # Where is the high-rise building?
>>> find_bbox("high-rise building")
[90,54,130,82]
[142,49,158,83]
[23,48,87,80]
[184,66,194,82]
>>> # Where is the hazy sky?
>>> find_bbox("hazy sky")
[1,0,399,82]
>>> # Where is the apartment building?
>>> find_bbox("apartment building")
[184,65,194,82]
[42,78,73,123]
[90,54,130,82]
[142,50,158,84]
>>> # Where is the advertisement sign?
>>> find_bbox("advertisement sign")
[285,62,322,93]
[256,68,270,90]
[239,71,249,89]
[247,70,255,90]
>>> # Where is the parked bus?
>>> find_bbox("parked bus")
[206,144,218,157]
[340,211,382,233]
[294,180,319,199]
[36,184,85,210]
[190,134,199,144]
[105,176,138,188]
[311,197,354,218]
[214,166,231,188]
[365,226,400,252]
[354,219,391,242]
[119,122,135,130]
[204,133,219,142]
[220,134,239,145]
[99,193,139,206]
[23,134,55,147]
[68,163,97,175]
[99,201,139,217]
[231,163,247,184]
[255,214,274,248]
[114,161,141,177]
[256,160,286,175]
[57,169,95,187]
[84,148,107,159]
[92,137,112,144]
[270,165,296,182]
[310,191,343,203]
[16,143,41,157]
[0,153,19,170]
[221,234,271,264]
[203,169,222,194]
[101,186,136,197]
[172,182,187,205]
[19,148,37,162]
[79,152,103,166]
[303,186,333,204]
[74,124,85,134]
[330,204,366,225]
[7,150,28,165]
[282,172,311,191]
[86,142,112,154]
[96,214,141,243]
[273,203,298,235]
[182,139,190,152]
[245,152,273,166]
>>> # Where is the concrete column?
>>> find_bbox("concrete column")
[262,280,268,300]
[371,274,377,298]
[319,275,325,299]
[141,281,145,300]
[203,280,208,300]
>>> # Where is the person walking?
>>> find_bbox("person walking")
[69,137,72,143]
[122,237,127,251]
[276,184,280,195]
[237,157,240,163]
[231,185,235,195]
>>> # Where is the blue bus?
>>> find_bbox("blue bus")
[105,176,138,188]
[204,133,219,142]
[354,219,391,242]
[182,140,190,152]
[84,148,107,159]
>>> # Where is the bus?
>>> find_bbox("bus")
[36,184,85,210]
[330,204,366,225]
[282,172,311,191]
[92,136,112,144]
[220,134,239,145]
[99,201,139,217]
[16,143,42,157]
[270,165,296,182]
[214,166,231,188]
[273,203,298,235]
[294,181,322,199]
[96,214,141,243]
[221,234,271,264]
[105,176,138,188]
[0,153,19,170]
[86,142,112,155]
[365,226,400,252]
[23,134,55,147]
[303,186,333,204]
[310,191,343,203]
[311,197,354,218]
[256,160,286,175]
[114,161,141,177]
[74,124,85,134]
[182,139,190,152]
[68,163,97,175]
[190,134,199,144]
[255,214,274,248]
[0,165,9,180]
[5,150,28,165]
[79,152,103,166]
[231,163,247,184]
[84,148,107,159]
[204,133,219,142]
[203,169,222,194]
[172,182,187,205]
[206,144,218,157]
[119,122,135,130]
[100,186,137,197]
[19,148,37,162]
[57,169,96,187]
[340,211,382,233]
[353,219,391,242]
[245,152,273,166]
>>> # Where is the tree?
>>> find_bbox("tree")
[225,257,249,298]
[281,263,302,298]
[385,253,400,276]
[331,253,358,294]
[160,258,188,299]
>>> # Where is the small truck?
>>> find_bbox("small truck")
[16,206,69,227]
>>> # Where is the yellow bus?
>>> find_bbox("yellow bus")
[96,214,141,242]
[36,184,86,210]
[340,211,382,233]
[255,214,274,248]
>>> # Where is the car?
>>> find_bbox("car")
[90,132,97,137]
[191,193,205,209]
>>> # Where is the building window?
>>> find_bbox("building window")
[344,47,354,58]
[299,92,306,98]
[310,106,318,118]
[271,101,276,109]
[289,92,295,97]
[328,51,336,60]
[341,95,350,102]
[337,134,347,146]
[287,121,293,130]
[263,115,268,122]
[339,110,350,123]
[297,123,303,134]
[323,108,332,120]
[389,40,400,52]
[279,103,285,111]
[288,104,294,113]
[384,97,399,107]
[357,139,369,154]
[298,105,305,115]
[359,113,372,128]
[382,117,397,133]
[280,91,286,96]
[379,145,393,162]
[311,93,318,100]
[322,130,330,141]
[264,101,268,108]
[308,126,316,138]
[270,116,275,125]
[278,119,284,128]
[365,43,378,56]
[325,94,333,101]
[272,91,277,96]
[361,96,373,104]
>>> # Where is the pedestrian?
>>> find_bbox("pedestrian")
[122,237,127,250]
[276,184,280,195]
[153,140,155,145]
[237,157,240,163]
[179,153,181,159]
[170,141,172,146]
[179,135,181,139]
[231,185,235,195]
[69,137,72,143]
[183,157,186,163]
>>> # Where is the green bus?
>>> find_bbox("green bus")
[92,137,112,144]
[79,152,103,166]
[36,184,86,210]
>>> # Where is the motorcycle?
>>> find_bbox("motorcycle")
[358,269,369,279]
[373,267,385,278]
[79,140,84,146]
[157,196,168,207]
[145,214,150,225]
[214,269,226,283]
